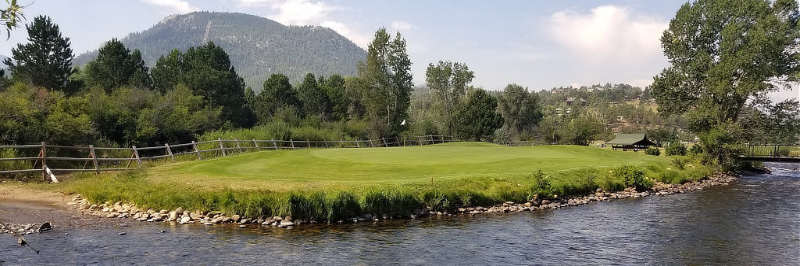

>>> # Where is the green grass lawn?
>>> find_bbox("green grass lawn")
[51,142,712,221]
[150,142,671,191]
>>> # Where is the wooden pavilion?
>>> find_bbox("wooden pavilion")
[608,133,655,151]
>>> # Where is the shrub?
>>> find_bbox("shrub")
[528,170,552,198]
[645,147,661,156]
[671,157,689,170]
[665,142,687,156]
[614,165,651,191]
[689,144,703,155]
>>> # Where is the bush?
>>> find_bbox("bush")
[613,165,651,191]
[645,147,661,156]
[665,142,687,156]
[528,170,552,198]
[658,170,686,184]
[689,144,703,155]
[671,157,689,170]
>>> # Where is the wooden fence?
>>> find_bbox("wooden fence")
[0,135,457,181]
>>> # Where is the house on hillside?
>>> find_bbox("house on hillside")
[608,133,655,151]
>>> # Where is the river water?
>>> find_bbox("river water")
[2,162,799,265]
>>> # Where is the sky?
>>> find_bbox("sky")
[1,0,798,101]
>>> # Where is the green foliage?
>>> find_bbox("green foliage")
[498,84,543,140]
[320,74,349,121]
[296,73,331,118]
[613,165,650,191]
[559,112,607,145]
[529,170,552,198]
[645,147,661,156]
[85,39,150,91]
[145,42,254,127]
[1,0,24,39]
[4,15,73,92]
[665,142,687,156]
[425,61,474,135]
[689,144,703,155]
[652,0,800,169]
[453,89,503,140]
[357,28,413,138]
[671,157,689,170]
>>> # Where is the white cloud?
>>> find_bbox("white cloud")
[235,0,369,48]
[320,21,370,48]
[549,5,666,63]
[390,20,413,33]
[139,0,197,14]
[546,5,668,87]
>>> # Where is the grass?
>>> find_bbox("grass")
[44,142,712,222]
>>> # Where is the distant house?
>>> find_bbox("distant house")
[608,133,655,151]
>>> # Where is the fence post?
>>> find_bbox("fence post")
[252,139,259,149]
[192,141,202,160]
[165,143,174,161]
[290,139,295,149]
[218,138,227,156]
[234,138,243,153]
[272,140,278,150]
[418,136,424,146]
[40,142,47,182]
[132,146,142,168]
[383,138,388,147]
[89,145,99,174]
[306,140,310,149]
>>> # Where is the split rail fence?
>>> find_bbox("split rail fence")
[0,135,457,181]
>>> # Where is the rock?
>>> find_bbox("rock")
[279,220,295,228]
[284,216,292,222]
[231,215,241,222]
[168,211,178,221]
[118,232,126,235]
[174,207,184,215]
[179,216,191,224]
[239,218,249,224]
[38,222,52,233]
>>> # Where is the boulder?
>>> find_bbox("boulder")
[231,215,241,222]
[168,211,178,221]
[179,216,191,224]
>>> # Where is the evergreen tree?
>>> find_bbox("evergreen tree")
[454,89,503,140]
[85,39,150,91]
[297,73,330,118]
[4,15,74,92]
[253,73,298,123]
[151,49,183,93]
[321,74,348,120]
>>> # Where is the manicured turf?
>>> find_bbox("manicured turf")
[150,142,671,191]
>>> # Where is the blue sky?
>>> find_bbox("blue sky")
[1,0,798,100]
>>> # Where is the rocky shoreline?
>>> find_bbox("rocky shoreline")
[64,173,737,229]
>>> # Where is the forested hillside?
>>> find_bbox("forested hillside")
[74,12,365,90]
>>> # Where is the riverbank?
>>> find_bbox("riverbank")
[3,143,720,230]
[56,173,736,229]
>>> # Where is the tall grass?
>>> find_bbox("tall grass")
[59,157,711,222]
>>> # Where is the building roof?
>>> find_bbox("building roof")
[607,133,653,146]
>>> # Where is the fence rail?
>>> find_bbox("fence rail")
[740,144,800,159]
[0,135,457,181]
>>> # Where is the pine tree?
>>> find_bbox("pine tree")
[4,15,74,91]
[85,39,150,91]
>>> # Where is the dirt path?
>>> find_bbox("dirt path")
[0,182,102,227]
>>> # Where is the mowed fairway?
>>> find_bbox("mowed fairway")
[150,142,669,191]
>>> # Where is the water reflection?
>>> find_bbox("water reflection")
[2,163,799,264]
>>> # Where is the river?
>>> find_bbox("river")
[2,162,799,264]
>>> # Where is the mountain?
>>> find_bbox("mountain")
[74,12,366,90]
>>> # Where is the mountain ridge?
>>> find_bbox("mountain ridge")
[74,11,366,90]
